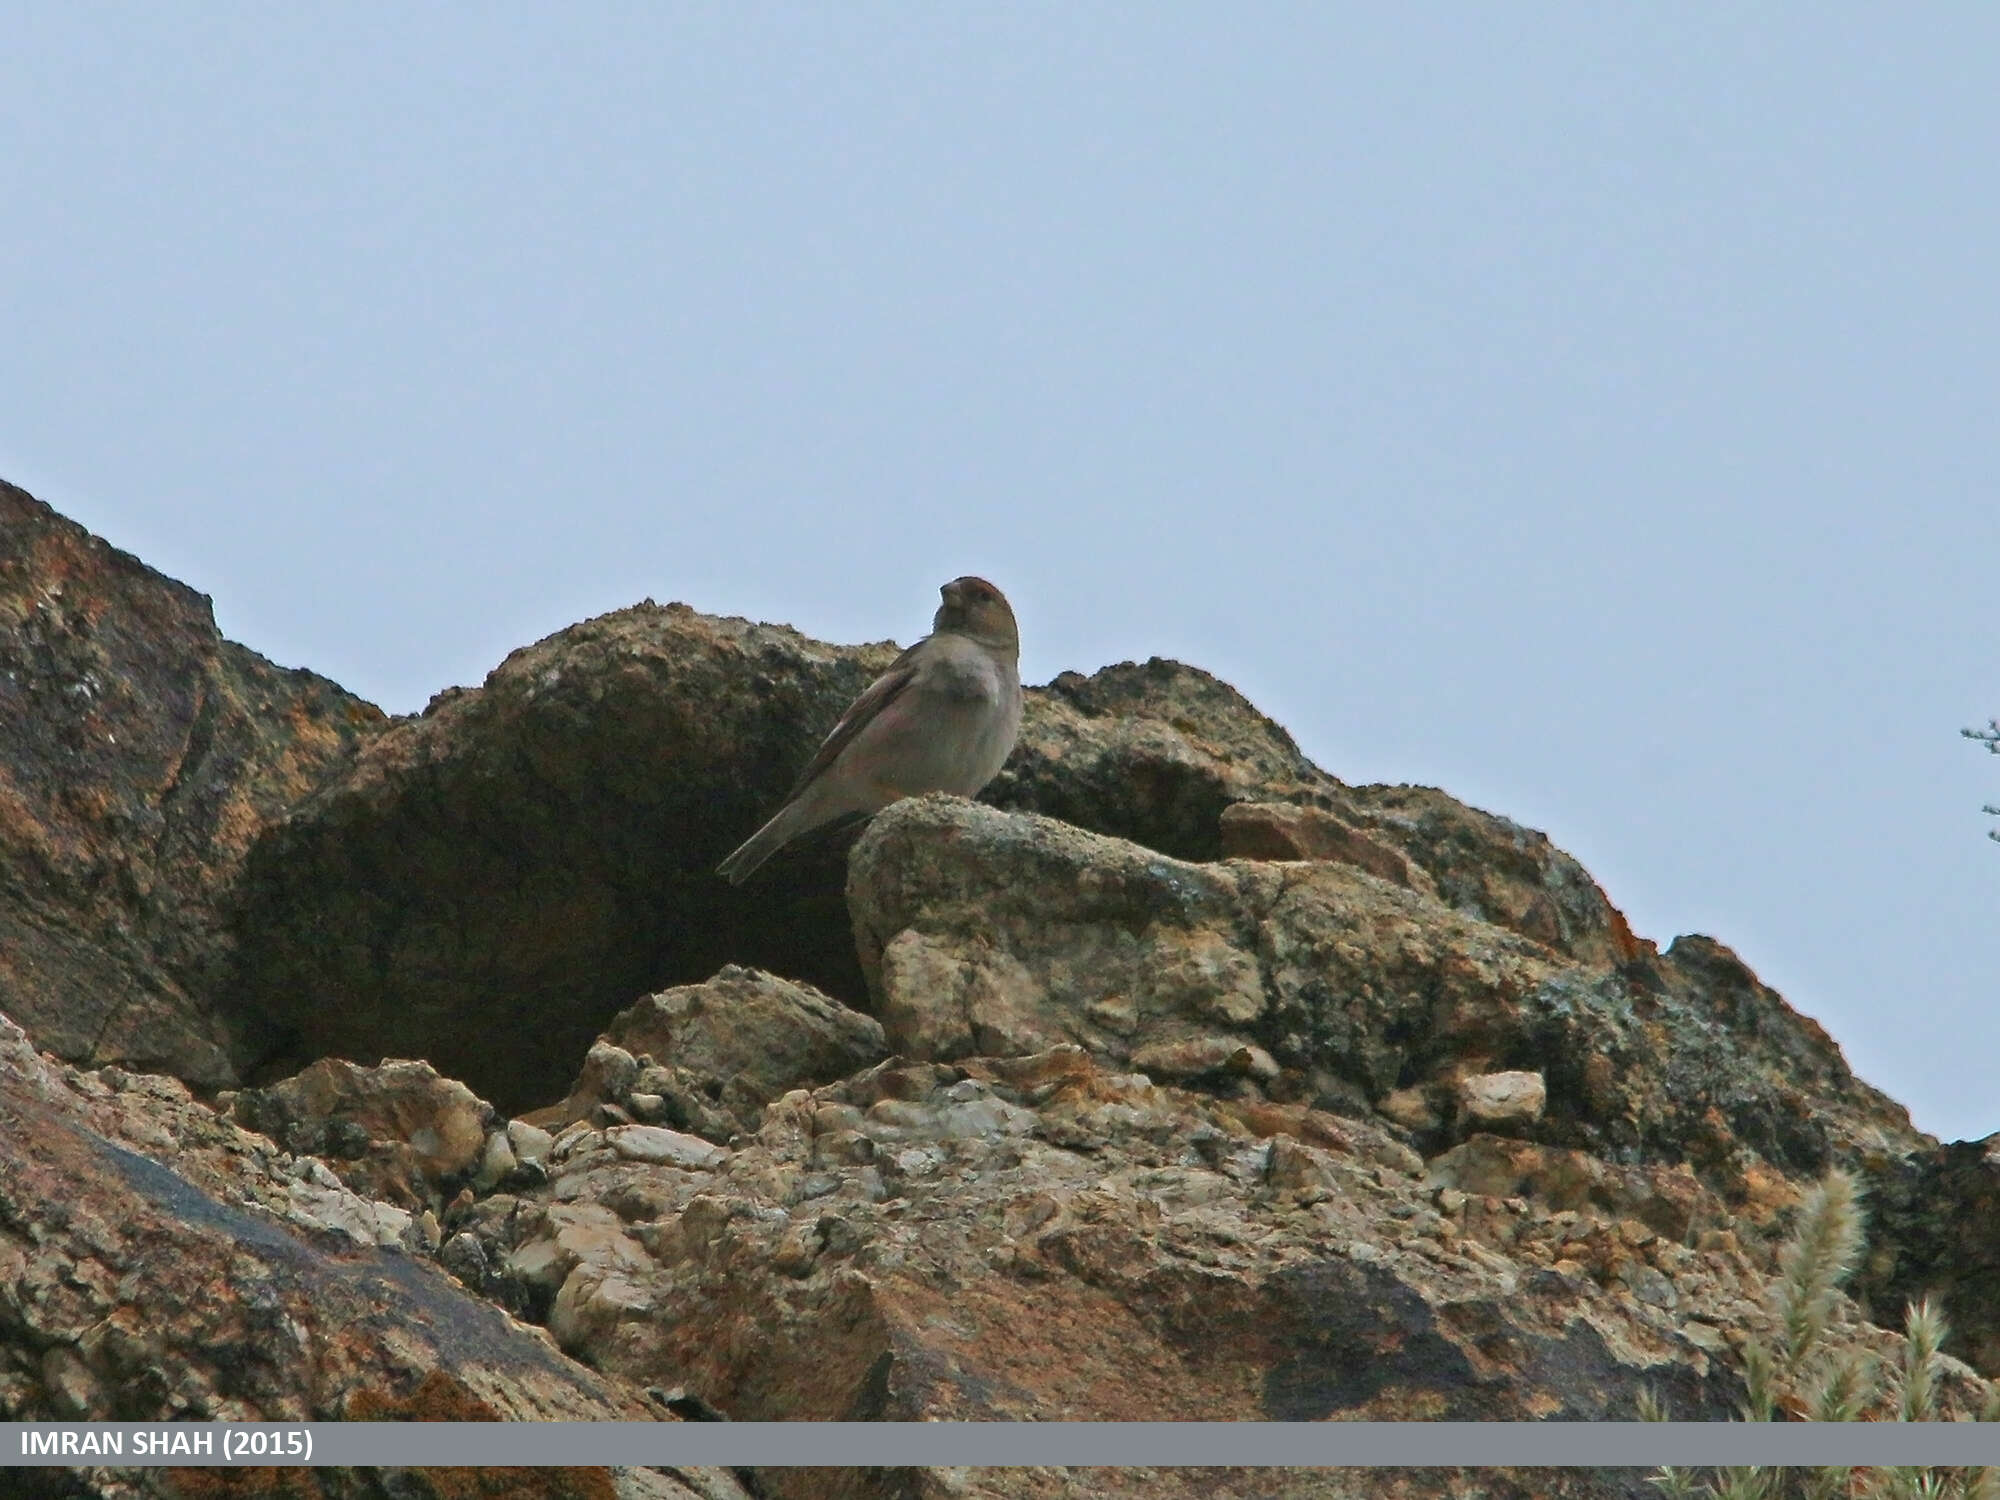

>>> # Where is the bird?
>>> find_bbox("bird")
[716,576,1025,884]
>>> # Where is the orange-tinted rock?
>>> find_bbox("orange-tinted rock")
[9,480,1995,1496]
[1219,801,1431,892]
[0,481,382,1084]
[231,1056,496,1210]
[1337,783,1647,969]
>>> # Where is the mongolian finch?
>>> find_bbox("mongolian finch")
[716,576,1024,883]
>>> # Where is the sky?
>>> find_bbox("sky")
[3,9,1995,1140]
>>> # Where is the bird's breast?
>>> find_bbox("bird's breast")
[925,648,1007,703]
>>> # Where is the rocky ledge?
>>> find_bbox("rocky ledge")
[2,480,1995,1500]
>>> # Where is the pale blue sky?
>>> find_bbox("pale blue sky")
[4,9,1995,1138]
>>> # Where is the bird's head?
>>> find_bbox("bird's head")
[933,576,1019,655]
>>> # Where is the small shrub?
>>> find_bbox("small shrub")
[1644,1170,2000,1500]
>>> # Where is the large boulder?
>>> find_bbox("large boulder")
[0,481,383,1085]
[222,602,905,1114]
[995,661,1646,974]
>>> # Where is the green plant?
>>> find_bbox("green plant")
[1643,1170,2000,1500]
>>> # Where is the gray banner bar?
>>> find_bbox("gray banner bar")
[5,1422,1998,1468]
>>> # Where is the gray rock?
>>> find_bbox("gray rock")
[472,1129,518,1193]
[575,1041,641,1111]
[507,1117,556,1168]
[440,1230,490,1288]
[606,1124,729,1170]
[1622,1262,1679,1309]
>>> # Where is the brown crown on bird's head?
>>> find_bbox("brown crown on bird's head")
[933,576,1018,653]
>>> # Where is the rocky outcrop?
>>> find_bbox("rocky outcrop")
[9,486,2000,1500]
[207,594,1750,1127]
[221,602,907,1113]
[848,796,1919,1200]
[216,615,1372,1117]
[0,1013,766,1500]
[9,990,1987,1500]
[0,481,383,1085]
[355,1032,1999,1500]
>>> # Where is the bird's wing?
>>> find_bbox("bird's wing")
[783,643,925,799]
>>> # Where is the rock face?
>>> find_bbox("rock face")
[217,617,1425,1116]
[0,481,383,1085]
[323,1036,1996,1500]
[0,1012,761,1500]
[8,485,2000,1500]
[1859,1136,2000,1375]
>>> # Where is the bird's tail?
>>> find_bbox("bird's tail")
[715,797,819,885]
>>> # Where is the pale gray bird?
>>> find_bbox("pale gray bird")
[716,576,1024,884]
